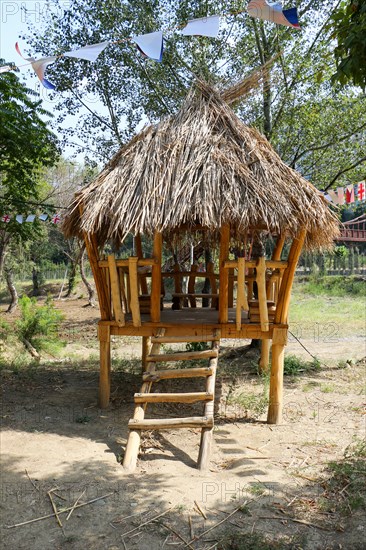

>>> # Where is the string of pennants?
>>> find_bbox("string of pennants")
[0,1,300,89]
[1,213,61,224]
[324,181,365,205]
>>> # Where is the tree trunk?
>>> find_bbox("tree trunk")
[5,267,18,313]
[65,261,77,297]
[79,249,95,306]
[0,233,11,280]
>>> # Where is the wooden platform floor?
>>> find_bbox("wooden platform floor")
[140,307,248,325]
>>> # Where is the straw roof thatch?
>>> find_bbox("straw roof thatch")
[63,80,339,249]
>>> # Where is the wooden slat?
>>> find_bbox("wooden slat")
[172,293,219,298]
[143,367,213,381]
[151,334,220,344]
[107,254,125,326]
[224,260,288,269]
[135,233,148,295]
[146,349,218,362]
[134,392,214,404]
[207,261,218,308]
[236,256,248,331]
[151,232,162,322]
[256,256,269,332]
[118,267,128,312]
[98,258,156,267]
[128,417,213,430]
[128,257,141,327]
[228,268,234,308]
[219,224,230,323]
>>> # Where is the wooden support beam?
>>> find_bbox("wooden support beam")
[267,343,285,424]
[256,256,269,332]
[228,268,234,308]
[151,232,162,322]
[107,255,125,326]
[275,229,306,325]
[219,225,230,323]
[134,392,213,404]
[128,257,141,327]
[82,229,111,320]
[151,333,220,344]
[98,325,111,409]
[134,234,148,294]
[141,336,151,372]
[236,256,248,331]
[208,261,218,308]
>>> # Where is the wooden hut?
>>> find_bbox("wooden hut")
[63,81,339,472]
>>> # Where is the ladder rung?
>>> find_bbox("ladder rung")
[134,392,214,404]
[151,334,220,344]
[128,416,213,430]
[146,349,218,362]
[143,367,213,381]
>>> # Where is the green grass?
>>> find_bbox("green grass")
[283,354,320,376]
[298,275,365,297]
[289,283,365,336]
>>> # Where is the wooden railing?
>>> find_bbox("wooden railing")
[223,258,288,331]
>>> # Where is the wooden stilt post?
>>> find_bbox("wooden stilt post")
[267,230,306,424]
[219,225,230,323]
[151,232,162,322]
[98,325,111,409]
[267,343,285,424]
[135,234,148,295]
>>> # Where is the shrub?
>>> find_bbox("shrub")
[16,295,64,350]
[284,354,321,376]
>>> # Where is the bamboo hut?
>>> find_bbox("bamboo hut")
[63,80,339,472]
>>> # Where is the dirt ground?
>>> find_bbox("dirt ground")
[0,292,365,549]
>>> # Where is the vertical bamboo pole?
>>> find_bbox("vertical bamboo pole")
[228,268,234,308]
[98,325,111,409]
[256,256,269,332]
[107,254,125,325]
[135,234,148,295]
[219,224,230,323]
[207,261,217,308]
[236,257,248,331]
[128,257,141,327]
[259,339,270,374]
[151,232,162,322]
[268,229,306,424]
[267,343,285,424]
[141,336,152,372]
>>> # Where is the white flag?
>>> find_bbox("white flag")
[25,215,36,222]
[64,41,109,62]
[132,31,164,62]
[39,213,48,221]
[16,215,23,224]
[247,0,300,28]
[180,15,220,38]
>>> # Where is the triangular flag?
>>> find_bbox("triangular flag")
[345,184,355,204]
[16,215,23,224]
[337,187,345,205]
[15,42,56,89]
[180,15,220,38]
[357,181,365,201]
[324,194,332,203]
[2,214,11,223]
[51,213,61,224]
[328,190,339,204]
[39,213,48,221]
[247,0,300,29]
[25,214,36,222]
[64,41,109,62]
[132,31,164,62]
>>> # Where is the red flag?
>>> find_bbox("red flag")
[345,185,355,204]
[357,181,365,201]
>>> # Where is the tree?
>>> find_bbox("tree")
[330,0,366,90]
[22,0,365,191]
[0,67,59,285]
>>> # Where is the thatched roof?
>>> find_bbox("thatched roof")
[63,80,339,249]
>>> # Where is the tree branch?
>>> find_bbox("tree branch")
[325,156,366,190]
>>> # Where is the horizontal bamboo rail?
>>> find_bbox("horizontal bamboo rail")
[134,392,214,404]
[128,417,213,429]
[142,367,213,381]
[224,260,288,270]
[98,258,157,267]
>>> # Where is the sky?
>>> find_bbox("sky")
[0,0,96,162]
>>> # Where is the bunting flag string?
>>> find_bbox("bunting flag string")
[0,213,61,224]
[2,4,301,88]
[324,181,366,205]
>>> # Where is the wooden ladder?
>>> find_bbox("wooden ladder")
[123,329,221,472]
